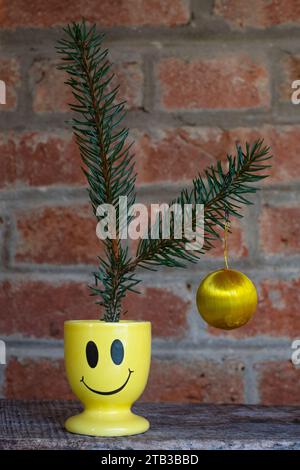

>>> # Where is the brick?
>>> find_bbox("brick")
[14,205,101,265]
[0,279,190,339]
[0,132,84,189]
[124,286,190,338]
[0,58,20,110]
[4,358,73,399]
[30,60,72,113]
[214,0,300,29]
[112,62,144,110]
[260,126,300,184]
[229,125,300,185]
[5,357,245,402]
[0,133,17,188]
[208,277,300,338]
[279,54,300,103]
[133,126,273,185]
[0,215,5,265]
[158,55,270,110]
[3,126,296,190]
[256,361,300,405]
[134,127,232,184]
[0,0,190,29]
[260,205,300,255]
[205,217,248,260]
[142,358,245,403]
[0,280,100,339]
[31,59,143,113]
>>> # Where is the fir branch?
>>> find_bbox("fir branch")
[57,21,272,322]
[56,21,139,321]
[126,139,272,272]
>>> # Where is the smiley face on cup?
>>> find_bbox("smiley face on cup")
[64,320,151,409]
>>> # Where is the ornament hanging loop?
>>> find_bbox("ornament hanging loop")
[223,208,230,270]
[196,206,258,330]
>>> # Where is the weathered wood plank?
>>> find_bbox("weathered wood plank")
[0,400,300,450]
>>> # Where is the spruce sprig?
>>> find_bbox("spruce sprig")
[57,21,139,321]
[57,21,272,322]
[128,140,271,272]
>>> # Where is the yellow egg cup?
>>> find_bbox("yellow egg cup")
[64,320,151,437]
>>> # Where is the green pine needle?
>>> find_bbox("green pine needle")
[57,21,139,321]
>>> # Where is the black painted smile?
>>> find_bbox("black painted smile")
[80,368,134,395]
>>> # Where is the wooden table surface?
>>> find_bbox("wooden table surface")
[1,400,300,450]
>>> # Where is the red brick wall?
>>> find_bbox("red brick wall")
[1,0,300,405]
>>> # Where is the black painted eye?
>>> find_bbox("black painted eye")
[86,341,98,368]
[111,339,124,365]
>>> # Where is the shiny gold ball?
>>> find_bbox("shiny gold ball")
[196,269,258,330]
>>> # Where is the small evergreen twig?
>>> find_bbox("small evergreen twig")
[124,139,271,273]
[57,21,139,321]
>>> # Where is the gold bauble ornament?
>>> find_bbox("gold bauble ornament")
[196,268,258,330]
